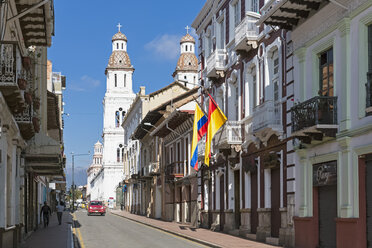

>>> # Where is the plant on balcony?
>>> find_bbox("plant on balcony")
[18,78,27,90]
[22,56,32,70]
[32,117,40,133]
[263,153,280,169]
[33,97,40,110]
[24,92,32,105]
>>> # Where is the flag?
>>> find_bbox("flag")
[204,94,227,166]
[190,104,208,171]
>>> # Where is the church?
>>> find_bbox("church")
[87,24,136,203]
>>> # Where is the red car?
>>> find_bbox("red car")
[87,201,106,216]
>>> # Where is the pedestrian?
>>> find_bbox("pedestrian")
[40,201,51,228]
[56,201,65,225]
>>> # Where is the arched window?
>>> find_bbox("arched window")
[121,148,124,162]
[115,74,117,87]
[116,43,119,49]
[115,111,120,127]
[121,43,123,49]
[186,45,188,51]
[122,111,126,122]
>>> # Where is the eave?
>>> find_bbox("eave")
[258,0,328,30]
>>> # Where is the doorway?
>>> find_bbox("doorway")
[271,166,280,237]
[234,170,240,229]
[251,170,258,234]
[318,184,337,247]
[220,175,225,231]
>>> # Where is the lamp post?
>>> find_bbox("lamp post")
[71,151,90,212]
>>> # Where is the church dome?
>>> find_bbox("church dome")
[180,33,195,44]
[112,31,127,41]
[175,53,198,72]
[107,50,132,69]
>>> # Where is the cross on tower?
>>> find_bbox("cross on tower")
[117,23,122,32]
[185,25,190,34]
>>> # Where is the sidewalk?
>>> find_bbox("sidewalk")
[21,211,73,248]
[111,210,277,248]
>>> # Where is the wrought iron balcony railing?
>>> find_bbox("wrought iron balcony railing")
[0,42,18,86]
[366,72,372,114]
[166,161,185,178]
[291,96,338,134]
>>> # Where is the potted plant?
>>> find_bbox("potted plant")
[32,117,40,133]
[24,92,32,105]
[18,78,27,90]
[22,56,32,70]
[33,97,40,110]
[263,153,280,169]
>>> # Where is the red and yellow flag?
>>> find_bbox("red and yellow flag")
[204,94,227,166]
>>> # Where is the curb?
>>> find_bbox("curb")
[111,212,221,248]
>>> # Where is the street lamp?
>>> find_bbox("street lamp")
[71,151,90,212]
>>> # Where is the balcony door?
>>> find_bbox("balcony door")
[319,48,334,97]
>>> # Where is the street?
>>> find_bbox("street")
[73,209,206,248]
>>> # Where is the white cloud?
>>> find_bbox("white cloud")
[69,75,100,91]
[80,75,100,87]
[145,34,182,60]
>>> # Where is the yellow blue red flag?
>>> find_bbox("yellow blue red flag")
[204,94,227,166]
[190,104,208,171]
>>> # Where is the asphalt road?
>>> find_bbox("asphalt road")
[74,209,206,248]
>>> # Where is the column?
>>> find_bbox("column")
[0,127,8,228]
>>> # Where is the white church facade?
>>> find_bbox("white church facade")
[88,25,135,203]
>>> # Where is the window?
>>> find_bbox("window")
[319,48,334,96]
[235,86,239,120]
[234,1,240,27]
[122,111,125,121]
[219,20,225,49]
[115,74,117,87]
[251,0,258,13]
[253,73,257,108]
[121,148,124,162]
[186,45,188,52]
[116,43,119,49]
[367,24,372,108]
[117,148,120,162]
[115,111,120,127]
[272,51,280,102]
[124,74,126,87]
[121,43,123,49]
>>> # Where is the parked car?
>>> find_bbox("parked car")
[87,201,106,216]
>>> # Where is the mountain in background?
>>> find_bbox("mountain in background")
[65,166,88,189]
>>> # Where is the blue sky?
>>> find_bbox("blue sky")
[48,0,205,185]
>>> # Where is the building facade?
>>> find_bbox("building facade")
[86,141,103,201]
[260,0,372,247]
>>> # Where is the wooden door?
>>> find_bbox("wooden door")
[179,186,182,222]
[366,154,372,247]
[220,175,225,231]
[234,170,241,229]
[251,170,258,234]
[318,185,337,248]
[271,167,281,237]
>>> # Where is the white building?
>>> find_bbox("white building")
[86,141,103,201]
[90,26,135,203]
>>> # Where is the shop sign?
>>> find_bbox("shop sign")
[313,161,337,187]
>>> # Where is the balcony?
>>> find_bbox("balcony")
[234,12,260,52]
[149,162,160,176]
[241,115,254,146]
[206,49,227,78]
[198,136,206,159]
[291,96,338,144]
[14,105,35,140]
[252,100,282,142]
[366,72,372,115]
[0,42,26,112]
[213,121,242,149]
[166,161,185,180]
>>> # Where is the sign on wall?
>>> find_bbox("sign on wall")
[313,161,337,187]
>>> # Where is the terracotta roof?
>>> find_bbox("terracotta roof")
[112,31,127,41]
[180,33,195,44]
[107,50,132,69]
[174,53,198,73]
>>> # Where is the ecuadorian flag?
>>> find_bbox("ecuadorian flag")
[205,94,227,166]
[190,104,208,171]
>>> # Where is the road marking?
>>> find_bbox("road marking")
[111,213,209,248]
[72,213,86,248]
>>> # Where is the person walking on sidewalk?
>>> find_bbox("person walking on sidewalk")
[40,201,52,228]
[56,201,65,225]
